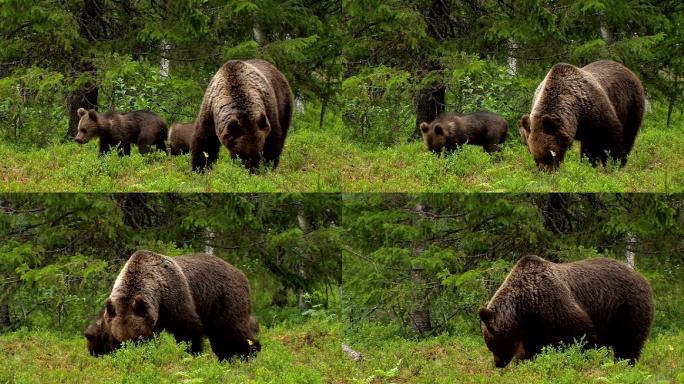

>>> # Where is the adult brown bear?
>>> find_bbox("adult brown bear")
[75,108,167,155]
[479,255,653,368]
[85,307,261,358]
[519,60,644,171]
[168,122,194,156]
[419,111,508,154]
[191,59,293,172]
[98,251,260,360]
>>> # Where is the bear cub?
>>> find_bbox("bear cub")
[419,111,508,154]
[168,122,195,156]
[75,108,167,155]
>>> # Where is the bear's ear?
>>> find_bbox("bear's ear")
[88,109,98,120]
[540,114,560,133]
[479,307,494,323]
[419,122,429,134]
[132,296,148,317]
[77,107,87,117]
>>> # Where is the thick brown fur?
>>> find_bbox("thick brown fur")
[191,59,293,172]
[479,255,654,368]
[519,60,645,171]
[419,111,508,154]
[101,250,260,360]
[75,108,167,155]
[168,122,195,156]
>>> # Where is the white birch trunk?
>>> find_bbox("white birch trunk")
[204,228,216,255]
[507,39,518,77]
[160,40,170,79]
[625,232,636,269]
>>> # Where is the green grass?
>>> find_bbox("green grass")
[341,329,684,384]
[0,319,351,384]
[3,322,681,383]
[1,107,682,192]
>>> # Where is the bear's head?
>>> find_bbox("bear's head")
[218,112,271,170]
[103,295,157,344]
[84,310,120,356]
[479,307,526,368]
[75,108,104,144]
[519,114,572,172]
[419,120,450,153]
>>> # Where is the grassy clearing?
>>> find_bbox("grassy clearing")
[1,107,682,192]
[3,323,681,383]
[341,329,684,384]
[0,319,351,384]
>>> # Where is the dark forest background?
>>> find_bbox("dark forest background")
[1,1,682,147]
[343,193,684,340]
[0,193,341,333]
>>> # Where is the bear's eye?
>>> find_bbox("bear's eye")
[434,126,443,135]
[79,128,86,133]
[421,125,429,133]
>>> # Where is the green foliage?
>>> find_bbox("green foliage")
[0,194,340,333]
[343,194,684,336]
[338,328,684,383]
[0,102,682,192]
[0,318,348,384]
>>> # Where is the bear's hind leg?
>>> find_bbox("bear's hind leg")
[137,138,151,155]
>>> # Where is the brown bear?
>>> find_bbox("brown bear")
[518,60,645,171]
[99,250,260,360]
[191,59,293,172]
[479,255,653,368]
[75,108,168,155]
[168,122,194,156]
[419,111,508,154]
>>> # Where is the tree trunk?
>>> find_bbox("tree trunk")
[296,206,312,310]
[0,302,10,330]
[410,266,432,336]
[625,233,636,269]
[319,96,328,130]
[160,40,170,79]
[667,95,675,129]
[413,0,451,138]
[414,85,445,137]
[65,0,105,139]
[204,228,216,255]
[507,39,518,76]
[409,202,433,336]
[66,76,98,139]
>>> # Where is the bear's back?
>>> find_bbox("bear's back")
[555,258,653,323]
[174,253,251,318]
